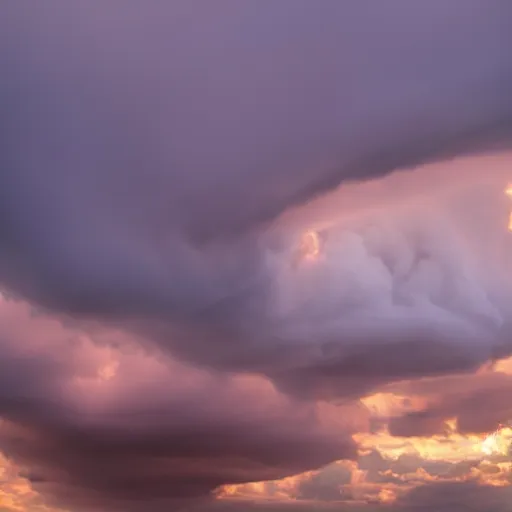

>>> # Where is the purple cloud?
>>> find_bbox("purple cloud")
[0,299,361,511]
[1,3,512,510]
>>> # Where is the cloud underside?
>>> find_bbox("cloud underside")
[205,483,512,512]
[0,1,512,511]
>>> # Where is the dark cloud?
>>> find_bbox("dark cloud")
[388,368,512,437]
[85,182,512,404]
[0,1,511,332]
[0,300,360,512]
[1,3,512,510]
[0,1,512,398]
[188,501,381,512]
[1,417,350,512]
[0,2,510,412]
[397,481,512,512]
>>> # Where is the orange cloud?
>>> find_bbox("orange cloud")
[215,357,512,509]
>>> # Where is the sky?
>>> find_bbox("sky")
[1,2,512,511]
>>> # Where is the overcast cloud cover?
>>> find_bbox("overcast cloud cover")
[1,1,512,511]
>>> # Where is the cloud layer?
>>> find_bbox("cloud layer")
[0,299,363,511]
[1,2,512,511]
[1,1,512,318]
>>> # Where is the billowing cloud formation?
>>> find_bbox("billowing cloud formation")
[0,299,361,511]
[137,157,512,401]
[1,1,511,317]
[1,2,511,398]
[1,3,512,510]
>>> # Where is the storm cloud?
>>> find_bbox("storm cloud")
[1,1,512,390]
[1,1,511,318]
[1,2,512,510]
[0,299,362,511]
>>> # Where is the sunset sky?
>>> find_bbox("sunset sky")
[1,2,512,512]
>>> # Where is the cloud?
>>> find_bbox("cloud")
[1,293,511,512]
[0,1,511,317]
[1,4,512,510]
[1,1,512,402]
[0,299,361,512]
[397,481,512,512]
[3,161,512,511]
[23,163,512,404]
[387,366,512,437]
[212,440,512,510]
[241,177,512,398]
[189,480,512,512]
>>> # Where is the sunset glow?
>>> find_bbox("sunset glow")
[299,230,321,261]
[215,398,512,506]
[506,185,512,231]
[481,426,512,456]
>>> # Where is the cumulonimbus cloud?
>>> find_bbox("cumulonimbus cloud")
[1,2,512,393]
[1,1,511,318]
[1,3,512,510]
